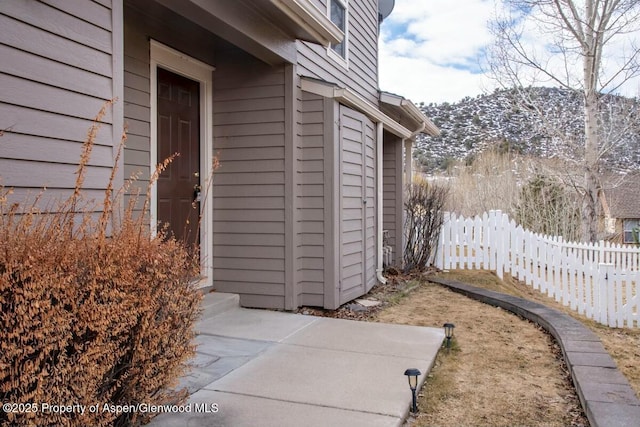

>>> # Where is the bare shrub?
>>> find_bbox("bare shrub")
[515,175,581,241]
[445,149,523,216]
[444,149,583,240]
[0,105,202,427]
[404,178,449,272]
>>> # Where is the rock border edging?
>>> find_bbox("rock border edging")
[428,277,640,427]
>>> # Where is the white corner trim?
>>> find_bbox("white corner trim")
[149,40,215,288]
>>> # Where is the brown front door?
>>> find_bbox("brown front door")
[157,67,200,247]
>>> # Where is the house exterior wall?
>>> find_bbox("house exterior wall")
[211,49,289,309]
[1,0,412,311]
[0,0,121,210]
[123,3,290,309]
[296,93,380,308]
[296,0,379,105]
[296,90,328,307]
[294,0,383,308]
[383,132,405,267]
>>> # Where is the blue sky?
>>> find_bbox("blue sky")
[378,0,640,105]
[379,0,497,104]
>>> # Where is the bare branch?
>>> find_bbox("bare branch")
[488,0,640,241]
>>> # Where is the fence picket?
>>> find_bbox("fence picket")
[434,211,640,328]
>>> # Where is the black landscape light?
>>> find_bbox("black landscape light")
[404,368,421,413]
[443,323,455,352]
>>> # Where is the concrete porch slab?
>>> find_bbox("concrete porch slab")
[283,316,444,359]
[196,307,319,342]
[150,300,443,426]
[208,342,433,417]
[150,389,403,427]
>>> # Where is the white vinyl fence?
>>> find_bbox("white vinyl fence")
[435,210,640,328]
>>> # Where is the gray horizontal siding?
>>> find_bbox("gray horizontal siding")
[42,0,113,30]
[296,0,378,105]
[0,13,111,77]
[4,187,107,212]
[383,136,402,266]
[0,73,113,123]
[0,133,113,168]
[122,17,150,215]
[212,49,287,309]
[0,0,116,206]
[296,90,326,307]
[0,44,112,99]
[3,0,112,52]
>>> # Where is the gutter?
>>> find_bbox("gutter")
[400,98,440,137]
[376,122,387,285]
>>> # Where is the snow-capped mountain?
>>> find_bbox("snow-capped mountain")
[415,87,640,173]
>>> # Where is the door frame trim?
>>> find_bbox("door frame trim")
[150,40,215,287]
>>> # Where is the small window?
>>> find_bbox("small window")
[623,219,640,244]
[328,0,348,62]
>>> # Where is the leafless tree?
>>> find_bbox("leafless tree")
[489,0,640,242]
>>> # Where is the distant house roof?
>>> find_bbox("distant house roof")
[602,174,640,219]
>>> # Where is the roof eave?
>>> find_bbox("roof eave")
[270,0,344,46]
[379,91,440,138]
[301,78,413,139]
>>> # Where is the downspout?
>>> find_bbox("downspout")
[377,120,426,285]
[376,121,387,285]
[411,121,426,139]
[401,122,424,271]
[406,121,425,182]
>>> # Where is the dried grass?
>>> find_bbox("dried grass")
[376,273,588,427]
[438,270,640,400]
[0,105,202,427]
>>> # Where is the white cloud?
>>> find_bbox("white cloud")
[379,0,498,103]
[379,0,640,104]
[379,53,493,104]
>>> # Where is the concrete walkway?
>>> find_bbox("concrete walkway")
[149,292,444,427]
[429,277,640,427]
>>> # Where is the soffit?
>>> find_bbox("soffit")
[301,77,413,139]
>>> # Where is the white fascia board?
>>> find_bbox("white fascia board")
[271,0,344,46]
[302,78,413,139]
[401,99,440,137]
[379,91,440,137]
